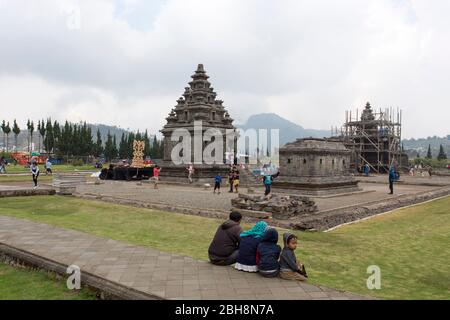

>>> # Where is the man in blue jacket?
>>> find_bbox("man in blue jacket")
[388,166,396,194]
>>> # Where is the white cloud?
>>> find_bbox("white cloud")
[0,0,448,138]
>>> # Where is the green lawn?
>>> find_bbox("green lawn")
[3,164,97,174]
[0,262,96,300]
[0,195,449,299]
[0,175,53,183]
[0,164,97,183]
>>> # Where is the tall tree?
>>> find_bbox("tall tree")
[127,132,135,159]
[26,120,30,153]
[426,144,432,159]
[27,120,35,153]
[2,122,11,152]
[118,133,128,159]
[0,120,6,152]
[53,120,61,153]
[43,119,54,153]
[12,120,20,151]
[112,135,118,159]
[144,130,151,157]
[151,136,158,158]
[93,129,103,157]
[437,144,447,161]
[104,131,115,161]
[38,119,46,153]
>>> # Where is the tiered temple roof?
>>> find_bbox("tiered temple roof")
[162,64,234,130]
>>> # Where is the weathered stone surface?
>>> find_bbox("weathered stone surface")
[273,138,360,196]
[0,187,55,198]
[159,64,236,183]
[53,173,87,195]
[231,193,317,220]
[291,186,450,231]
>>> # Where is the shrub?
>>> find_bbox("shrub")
[71,159,84,167]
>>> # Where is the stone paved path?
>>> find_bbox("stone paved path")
[76,180,438,213]
[0,215,367,300]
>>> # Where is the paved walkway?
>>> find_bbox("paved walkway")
[0,215,367,300]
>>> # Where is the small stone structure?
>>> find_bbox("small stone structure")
[53,174,86,195]
[231,193,317,220]
[272,138,360,196]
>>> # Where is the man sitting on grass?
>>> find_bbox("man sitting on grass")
[208,211,243,266]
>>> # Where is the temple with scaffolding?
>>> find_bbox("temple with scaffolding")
[332,102,408,174]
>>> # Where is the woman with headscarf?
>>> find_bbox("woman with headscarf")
[234,221,268,272]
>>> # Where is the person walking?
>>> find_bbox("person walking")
[214,174,222,194]
[228,167,235,193]
[388,166,396,194]
[0,156,6,174]
[364,164,370,177]
[263,173,272,196]
[187,164,194,183]
[152,165,161,189]
[233,169,240,193]
[428,166,433,179]
[31,161,40,189]
[45,158,53,175]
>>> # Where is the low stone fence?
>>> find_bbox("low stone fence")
[290,186,450,231]
[0,188,56,198]
[0,243,158,300]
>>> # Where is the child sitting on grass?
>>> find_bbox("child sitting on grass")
[256,228,281,277]
[279,233,308,281]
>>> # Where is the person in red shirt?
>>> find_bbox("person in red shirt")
[152,166,161,189]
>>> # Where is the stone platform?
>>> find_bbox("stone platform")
[0,216,368,300]
[73,180,448,230]
[0,185,55,198]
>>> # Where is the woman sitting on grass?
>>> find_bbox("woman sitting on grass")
[235,221,268,272]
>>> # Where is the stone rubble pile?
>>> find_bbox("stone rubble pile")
[231,193,318,219]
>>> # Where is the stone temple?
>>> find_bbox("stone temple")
[272,138,360,196]
[159,64,236,183]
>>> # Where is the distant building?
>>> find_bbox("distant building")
[272,138,360,196]
[333,102,408,173]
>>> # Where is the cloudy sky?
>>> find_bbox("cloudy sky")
[0,0,448,138]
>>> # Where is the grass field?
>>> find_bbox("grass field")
[0,195,449,299]
[0,175,53,183]
[0,163,97,183]
[2,164,96,174]
[0,262,96,300]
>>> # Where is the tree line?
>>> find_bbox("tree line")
[1,118,164,161]
[426,143,447,161]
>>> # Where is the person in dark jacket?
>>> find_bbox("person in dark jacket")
[279,233,308,281]
[263,174,272,196]
[208,211,243,266]
[235,221,268,272]
[256,228,281,277]
[388,166,396,194]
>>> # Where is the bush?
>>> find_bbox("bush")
[71,159,84,167]
[410,157,450,169]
